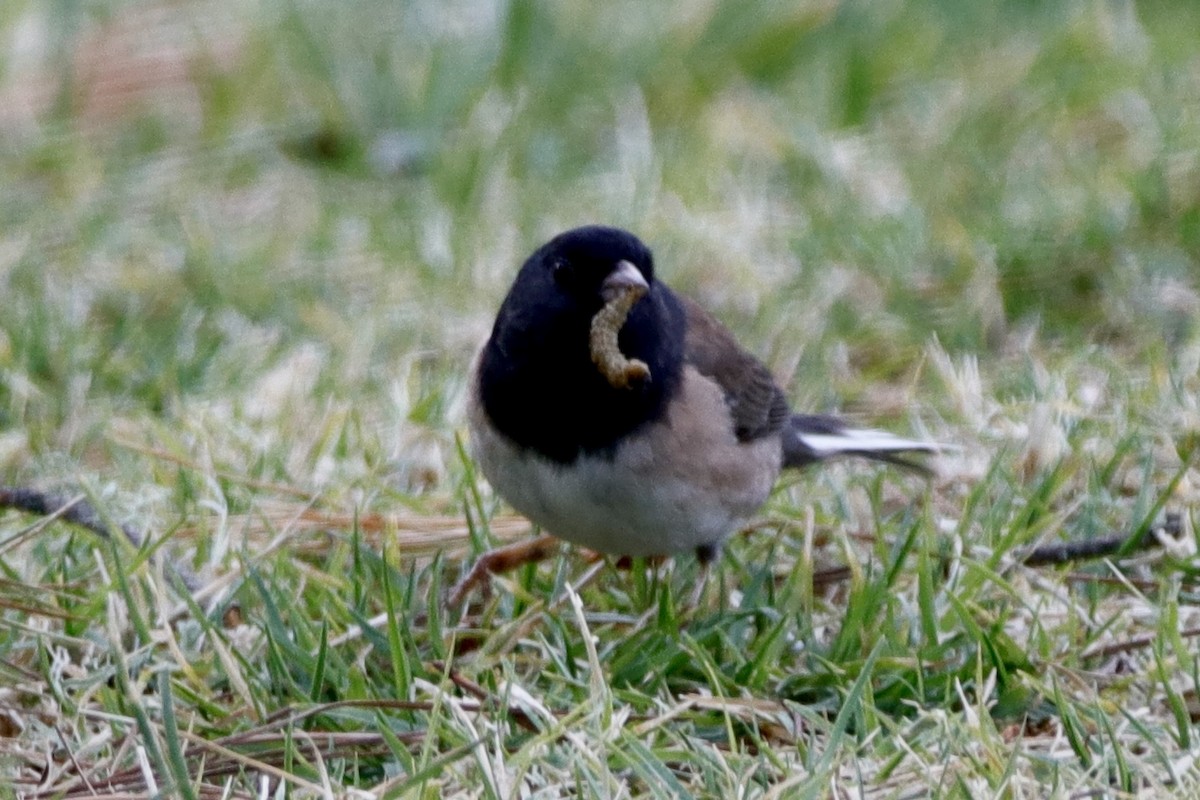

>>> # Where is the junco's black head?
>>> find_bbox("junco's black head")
[478,226,686,463]
[507,226,657,322]
[534,226,656,306]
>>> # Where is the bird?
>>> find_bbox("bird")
[452,225,938,604]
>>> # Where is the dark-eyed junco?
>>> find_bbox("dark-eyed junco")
[454,225,937,602]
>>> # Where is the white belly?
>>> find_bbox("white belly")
[468,366,782,556]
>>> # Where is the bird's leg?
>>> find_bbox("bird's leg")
[447,534,561,607]
[688,543,720,607]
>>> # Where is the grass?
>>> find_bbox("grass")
[2,0,1199,796]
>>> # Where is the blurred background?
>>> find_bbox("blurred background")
[1,0,1198,490]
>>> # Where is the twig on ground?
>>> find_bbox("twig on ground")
[0,486,201,594]
[1020,512,1181,567]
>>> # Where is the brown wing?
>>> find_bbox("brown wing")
[679,295,790,442]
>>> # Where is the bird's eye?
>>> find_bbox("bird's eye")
[550,257,571,285]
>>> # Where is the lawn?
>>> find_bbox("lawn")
[1,0,1199,797]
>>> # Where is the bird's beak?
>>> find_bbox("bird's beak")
[600,260,649,303]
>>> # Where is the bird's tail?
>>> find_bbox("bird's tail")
[781,414,941,473]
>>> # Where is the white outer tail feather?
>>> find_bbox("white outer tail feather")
[797,428,941,458]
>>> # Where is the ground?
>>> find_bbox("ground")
[1,1,1199,797]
